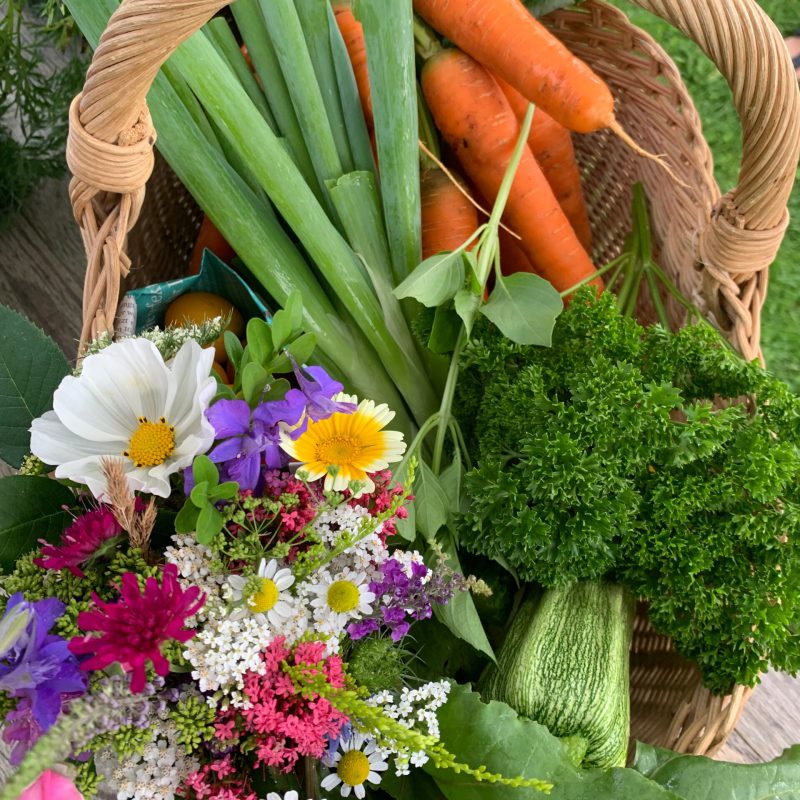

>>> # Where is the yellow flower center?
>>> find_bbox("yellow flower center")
[248,578,279,614]
[315,435,365,467]
[124,416,175,468]
[337,750,371,787]
[327,580,361,613]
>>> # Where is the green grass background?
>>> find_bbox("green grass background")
[610,0,800,388]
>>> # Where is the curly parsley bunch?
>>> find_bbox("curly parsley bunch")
[458,290,800,693]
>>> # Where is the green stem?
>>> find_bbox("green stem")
[645,267,671,330]
[449,419,473,470]
[432,333,466,474]
[395,412,441,482]
[413,15,442,60]
[559,253,627,299]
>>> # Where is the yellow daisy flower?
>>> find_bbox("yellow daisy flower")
[280,395,406,496]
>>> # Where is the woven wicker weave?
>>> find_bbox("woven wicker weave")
[66,0,800,757]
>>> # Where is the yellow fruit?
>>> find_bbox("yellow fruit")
[164,292,245,363]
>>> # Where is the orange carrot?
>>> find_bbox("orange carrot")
[421,167,479,259]
[421,48,601,295]
[334,6,374,130]
[189,215,236,275]
[495,75,593,253]
[498,226,540,277]
[414,0,642,153]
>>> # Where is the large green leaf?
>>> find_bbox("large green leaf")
[0,305,70,468]
[633,741,800,800]
[425,686,681,800]
[432,535,495,662]
[0,476,74,570]
[480,273,563,346]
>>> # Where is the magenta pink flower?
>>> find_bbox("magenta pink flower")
[35,506,122,577]
[68,564,204,692]
[18,770,83,800]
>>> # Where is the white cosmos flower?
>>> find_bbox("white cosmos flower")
[30,338,216,499]
[321,733,388,799]
[227,558,296,627]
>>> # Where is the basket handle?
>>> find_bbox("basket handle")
[632,0,800,361]
[68,0,800,360]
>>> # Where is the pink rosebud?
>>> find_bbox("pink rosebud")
[19,770,83,800]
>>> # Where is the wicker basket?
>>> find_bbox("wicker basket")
[65,0,800,758]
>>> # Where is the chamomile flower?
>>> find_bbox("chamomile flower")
[280,394,406,497]
[30,338,216,499]
[307,569,375,637]
[266,793,326,800]
[227,559,295,627]
[321,733,388,798]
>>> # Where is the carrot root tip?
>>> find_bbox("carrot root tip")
[609,120,688,189]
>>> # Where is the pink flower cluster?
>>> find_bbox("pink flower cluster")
[179,756,256,800]
[349,469,409,537]
[215,638,347,773]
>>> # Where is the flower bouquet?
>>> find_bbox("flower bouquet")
[4,0,800,797]
[0,307,549,799]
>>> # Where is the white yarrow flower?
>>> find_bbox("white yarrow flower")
[30,338,216,498]
[321,733,388,799]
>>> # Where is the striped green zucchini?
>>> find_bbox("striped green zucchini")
[480,582,635,769]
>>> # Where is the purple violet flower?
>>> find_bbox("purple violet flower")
[0,594,86,763]
[199,396,306,490]
[293,364,357,421]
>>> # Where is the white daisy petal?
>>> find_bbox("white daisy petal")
[321,775,342,790]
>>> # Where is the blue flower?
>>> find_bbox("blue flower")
[0,594,86,763]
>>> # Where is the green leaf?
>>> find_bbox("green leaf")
[210,481,239,501]
[432,534,495,661]
[0,305,70,468]
[174,501,201,535]
[196,503,225,545]
[425,686,680,800]
[0,476,74,570]
[439,456,463,514]
[192,455,219,488]
[453,289,481,338]
[633,741,800,799]
[428,305,462,355]
[395,500,416,542]
[264,378,291,401]
[481,273,563,346]
[190,481,210,508]
[242,362,270,406]
[246,318,273,364]
[286,332,317,366]
[284,291,304,335]
[394,252,465,308]
[414,462,449,540]
[224,331,244,371]
[270,309,294,352]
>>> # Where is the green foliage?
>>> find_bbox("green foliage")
[1,0,86,226]
[633,742,800,800]
[73,760,102,800]
[347,636,406,693]
[0,476,74,570]
[1,547,158,639]
[458,290,800,692]
[0,304,70,467]
[169,693,216,754]
[176,455,239,545]
[424,685,677,800]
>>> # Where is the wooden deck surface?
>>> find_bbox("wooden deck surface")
[1,175,800,767]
